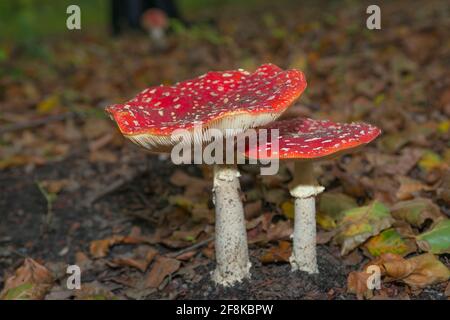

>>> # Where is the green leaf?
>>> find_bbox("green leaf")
[3,283,34,300]
[364,228,416,257]
[416,219,450,254]
[333,201,394,255]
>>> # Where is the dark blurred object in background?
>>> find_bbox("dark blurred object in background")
[111,0,181,36]
[141,8,169,50]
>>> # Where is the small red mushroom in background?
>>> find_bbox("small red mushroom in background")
[140,8,169,50]
[245,117,381,273]
[106,64,307,286]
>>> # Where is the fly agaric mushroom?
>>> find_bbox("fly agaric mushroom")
[245,117,381,273]
[141,8,169,50]
[106,64,307,286]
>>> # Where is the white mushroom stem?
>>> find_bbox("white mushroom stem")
[211,164,251,286]
[289,161,324,274]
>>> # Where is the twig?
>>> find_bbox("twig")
[123,209,158,224]
[0,112,77,134]
[83,166,148,207]
[36,181,57,235]
[130,185,153,208]
[166,236,214,258]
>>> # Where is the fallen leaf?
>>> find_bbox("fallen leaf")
[348,253,450,298]
[0,258,53,300]
[169,195,209,214]
[280,200,294,219]
[74,282,117,300]
[244,200,262,219]
[75,251,92,270]
[367,148,423,176]
[347,270,373,299]
[437,170,450,205]
[418,150,445,172]
[266,220,293,242]
[82,118,113,140]
[318,192,358,223]
[342,249,364,266]
[316,212,337,230]
[264,188,290,205]
[88,150,118,163]
[378,132,410,153]
[333,201,394,255]
[89,235,145,258]
[416,219,450,254]
[260,241,291,264]
[401,254,450,288]
[36,95,59,114]
[110,247,158,272]
[364,228,416,257]
[390,198,445,227]
[316,230,337,244]
[145,256,181,288]
[379,253,416,279]
[169,170,211,198]
[40,179,70,194]
[395,176,432,200]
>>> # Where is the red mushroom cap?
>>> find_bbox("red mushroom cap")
[106,64,306,151]
[141,8,168,30]
[244,117,381,160]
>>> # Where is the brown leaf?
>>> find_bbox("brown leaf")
[348,253,450,298]
[145,256,181,288]
[260,241,292,264]
[75,251,92,270]
[380,253,416,279]
[316,230,337,244]
[110,247,158,272]
[402,254,450,288]
[343,250,363,266]
[367,148,423,176]
[88,150,118,163]
[169,169,211,198]
[0,258,54,300]
[74,281,116,300]
[40,179,70,194]
[244,200,262,219]
[347,271,373,300]
[89,235,145,258]
[266,220,293,242]
[395,176,432,200]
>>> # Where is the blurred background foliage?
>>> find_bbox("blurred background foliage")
[0,0,263,40]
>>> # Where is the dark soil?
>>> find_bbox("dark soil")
[1,151,448,300]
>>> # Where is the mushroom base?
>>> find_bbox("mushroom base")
[211,164,251,287]
[290,196,319,274]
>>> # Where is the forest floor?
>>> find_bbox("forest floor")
[0,0,449,300]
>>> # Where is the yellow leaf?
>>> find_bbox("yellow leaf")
[437,120,450,134]
[281,200,294,219]
[418,151,444,172]
[316,212,337,230]
[37,95,59,114]
[364,228,416,257]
